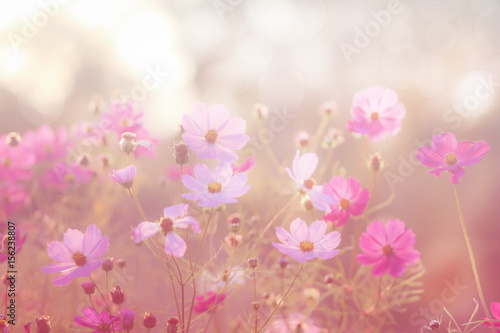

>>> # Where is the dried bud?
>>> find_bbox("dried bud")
[253,103,269,119]
[36,315,51,333]
[143,312,157,329]
[116,259,126,268]
[368,152,384,172]
[279,256,289,269]
[101,257,114,272]
[228,213,241,232]
[110,285,125,304]
[5,132,21,147]
[120,132,137,154]
[173,141,190,165]
[166,317,179,333]
[248,257,259,268]
[294,131,311,148]
[251,301,261,310]
[81,281,95,295]
[324,274,333,284]
[429,320,440,330]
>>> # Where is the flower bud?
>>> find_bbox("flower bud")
[81,281,95,295]
[121,308,135,331]
[120,132,137,154]
[78,153,91,167]
[429,320,440,330]
[324,274,333,284]
[5,132,21,147]
[319,101,337,117]
[116,259,126,268]
[166,317,179,333]
[248,257,259,268]
[36,315,51,333]
[279,256,288,269]
[294,131,311,148]
[173,141,190,165]
[101,257,114,272]
[143,312,157,329]
[228,213,241,232]
[368,152,384,172]
[110,285,125,304]
[251,301,261,310]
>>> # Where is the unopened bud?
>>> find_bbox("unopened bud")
[294,131,311,148]
[101,257,114,272]
[319,101,337,117]
[279,256,289,269]
[368,152,384,172]
[78,153,91,167]
[36,315,51,333]
[252,301,261,310]
[143,312,157,329]
[110,285,125,304]
[248,257,259,268]
[253,103,269,119]
[429,320,440,330]
[324,274,333,284]
[116,259,126,268]
[81,281,95,295]
[5,132,21,147]
[120,132,137,154]
[173,141,190,165]
[166,317,179,333]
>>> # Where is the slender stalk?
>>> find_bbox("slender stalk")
[106,271,109,305]
[257,264,304,333]
[258,118,282,172]
[89,276,109,310]
[179,164,184,203]
[454,185,496,332]
[88,295,96,310]
[128,188,147,221]
[253,266,258,333]
[309,114,330,153]
[118,303,123,332]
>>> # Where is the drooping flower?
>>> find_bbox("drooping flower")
[73,306,120,332]
[357,219,420,277]
[133,204,200,257]
[193,290,226,313]
[109,165,136,189]
[267,313,322,333]
[181,102,249,162]
[285,150,335,212]
[483,302,500,328]
[346,86,406,141]
[182,162,250,208]
[322,176,370,227]
[42,225,109,286]
[416,132,490,185]
[272,218,341,263]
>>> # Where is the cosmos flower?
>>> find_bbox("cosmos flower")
[0,183,30,219]
[346,86,406,141]
[73,306,120,333]
[181,162,250,208]
[322,176,370,227]
[193,291,226,313]
[133,204,200,257]
[0,134,35,182]
[181,102,249,162]
[285,150,335,212]
[23,125,71,163]
[483,302,500,328]
[357,219,420,277]
[42,225,109,286]
[42,163,93,189]
[267,313,322,333]
[109,165,136,189]
[272,218,341,263]
[101,98,145,136]
[416,132,490,185]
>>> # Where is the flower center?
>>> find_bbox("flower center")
[97,323,111,331]
[445,153,457,166]
[121,118,134,127]
[299,241,314,252]
[382,245,393,256]
[303,179,315,190]
[207,182,222,193]
[64,173,76,184]
[2,157,11,167]
[340,198,350,210]
[72,251,87,266]
[160,217,174,234]
[205,129,218,144]
[370,112,379,121]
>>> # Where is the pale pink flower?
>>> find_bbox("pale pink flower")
[231,156,256,174]
[42,163,93,189]
[416,132,490,185]
[357,219,420,277]
[272,218,341,263]
[267,313,322,333]
[483,302,500,328]
[193,291,226,313]
[109,165,136,188]
[73,306,120,332]
[0,183,30,218]
[101,99,145,135]
[133,204,200,257]
[23,125,70,162]
[181,102,249,162]
[346,86,406,141]
[182,162,250,207]
[42,225,109,286]
[285,150,335,212]
[322,176,370,227]
[0,135,35,182]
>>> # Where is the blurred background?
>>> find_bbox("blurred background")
[2,0,500,331]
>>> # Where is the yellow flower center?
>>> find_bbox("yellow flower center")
[299,241,314,252]
[72,251,87,266]
[64,173,76,184]
[303,179,315,190]
[445,153,457,166]
[340,198,350,210]
[207,182,222,193]
[121,118,134,127]
[160,217,174,234]
[370,112,379,121]
[205,129,218,144]
[383,245,393,256]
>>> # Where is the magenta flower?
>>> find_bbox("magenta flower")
[285,151,335,212]
[416,132,490,185]
[23,125,70,162]
[272,218,341,263]
[181,102,249,162]
[182,162,250,207]
[346,86,406,141]
[322,176,370,227]
[483,302,500,328]
[193,290,226,313]
[357,219,420,277]
[42,225,109,286]
[109,165,136,189]
[119,308,134,331]
[73,306,120,332]
[133,204,200,257]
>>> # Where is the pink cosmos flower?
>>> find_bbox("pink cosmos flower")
[0,135,35,182]
[232,156,256,174]
[416,132,490,185]
[267,313,322,333]
[357,219,420,277]
[109,165,136,189]
[182,162,250,207]
[101,99,145,136]
[483,302,500,328]
[322,176,370,227]
[73,306,120,332]
[272,218,341,263]
[193,290,226,313]
[0,183,30,218]
[346,86,406,141]
[42,163,93,189]
[42,224,109,286]
[181,102,249,162]
[133,204,200,257]
[23,125,71,162]
[285,151,335,212]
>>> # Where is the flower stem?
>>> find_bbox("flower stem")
[257,263,304,333]
[253,266,258,333]
[89,276,110,311]
[454,185,496,332]
[118,303,123,332]
[128,188,147,221]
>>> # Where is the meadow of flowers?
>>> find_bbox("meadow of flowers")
[1,85,498,333]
